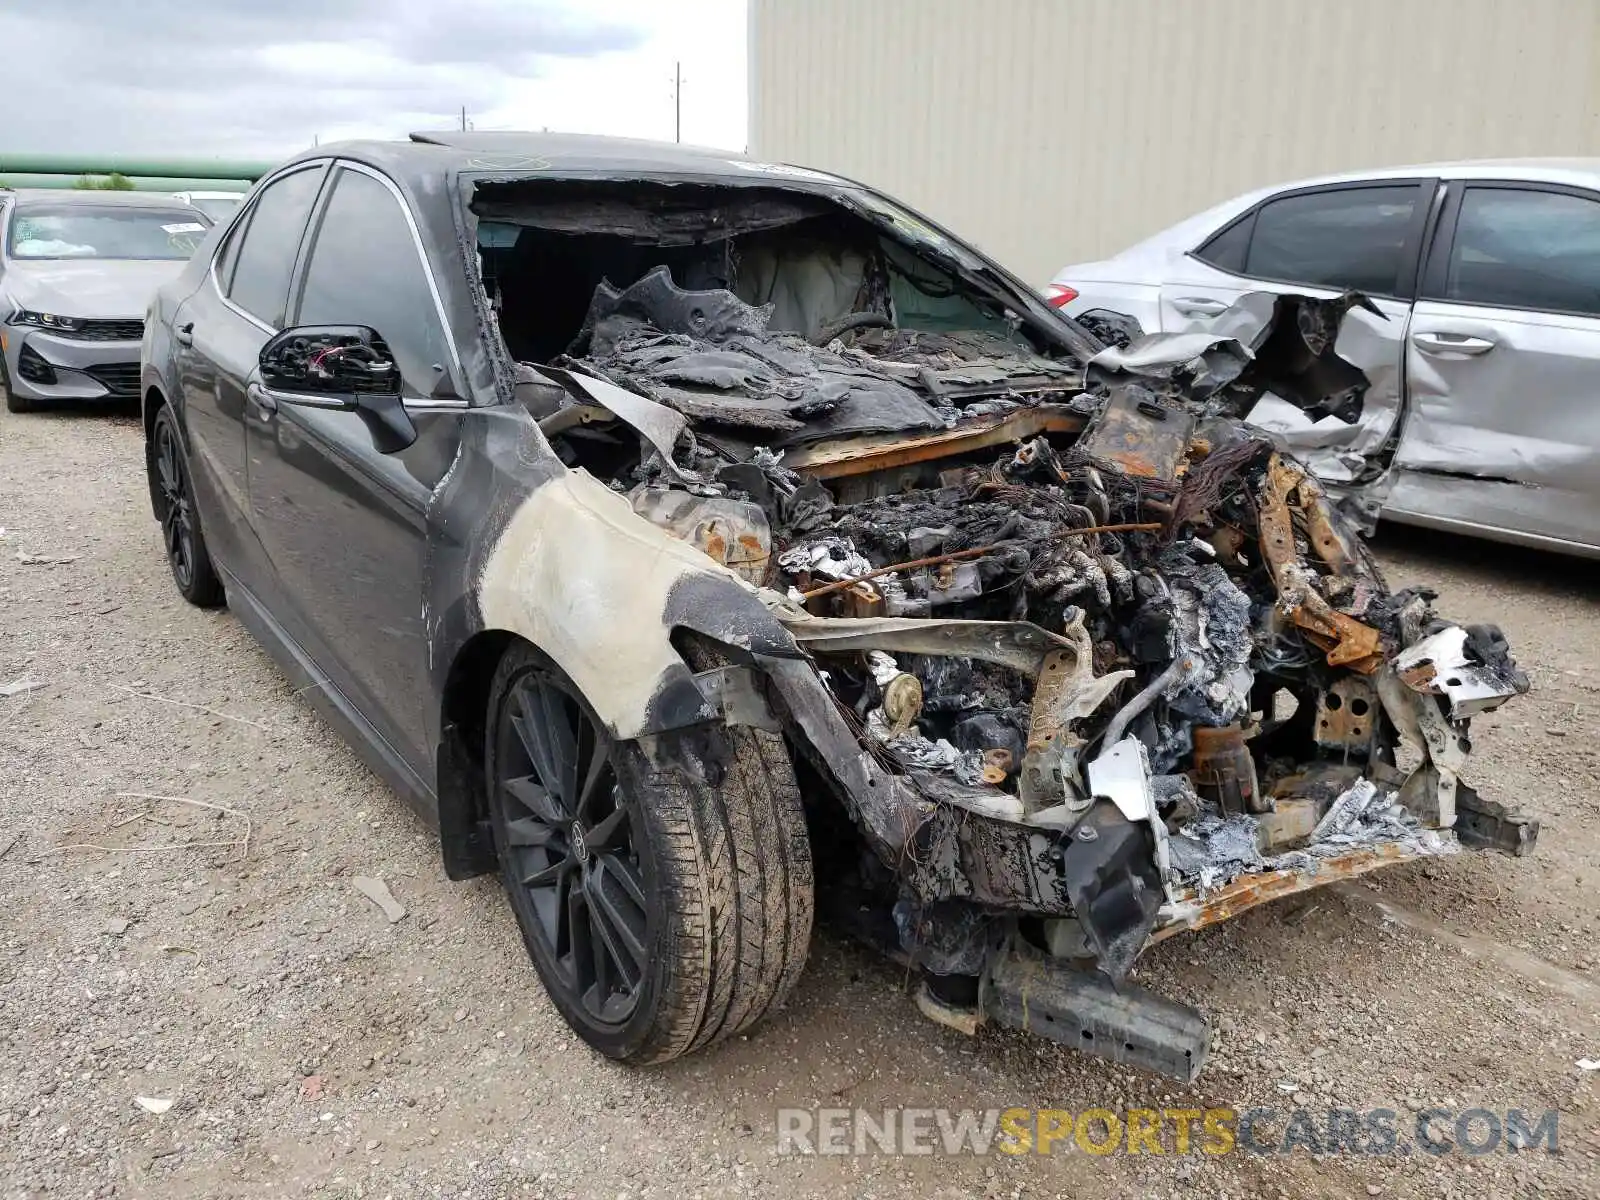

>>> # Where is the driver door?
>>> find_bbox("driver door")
[244,163,467,778]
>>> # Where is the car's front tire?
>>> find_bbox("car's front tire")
[1,356,37,413]
[486,642,813,1064]
[148,405,225,608]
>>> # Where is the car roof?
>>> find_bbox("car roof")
[277,131,853,190]
[1281,157,1600,189]
[3,188,205,210]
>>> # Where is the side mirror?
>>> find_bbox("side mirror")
[257,325,416,453]
[259,325,400,396]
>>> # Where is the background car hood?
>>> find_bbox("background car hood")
[1,259,187,320]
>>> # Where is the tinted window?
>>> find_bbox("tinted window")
[1196,215,1251,272]
[214,220,245,293]
[1243,186,1418,294]
[1443,187,1600,316]
[228,167,325,326]
[294,169,451,396]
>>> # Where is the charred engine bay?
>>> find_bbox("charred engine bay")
[482,179,1532,1013]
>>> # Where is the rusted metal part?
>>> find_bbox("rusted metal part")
[835,581,885,618]
[1078,387,1197,481]
[798,523,1161,601]
[1298,475,1356,575]
[1314,676,1379,753]
[783,406,1087,480]
[1151,842,1429,941]
[1026,649,1081,753]
[1258,454,1385,673]
[1255,797,1320,853]
[981,749,1013,785]
[1190,723,1264,814]
[1398,661,1437,690]
[1016,615,1133,811]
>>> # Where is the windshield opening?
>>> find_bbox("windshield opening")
[7,206,209,260]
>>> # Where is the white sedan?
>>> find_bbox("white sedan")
[1048,159,1600,558]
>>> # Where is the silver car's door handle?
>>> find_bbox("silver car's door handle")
[246,383,278,413]
[1171,296,1228,317]
[1411,331,1496,356]
[174,322,194,347]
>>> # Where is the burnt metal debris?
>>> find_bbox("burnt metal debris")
[505,215,1531,1080]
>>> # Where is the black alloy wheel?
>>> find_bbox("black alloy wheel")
[485,641,815,1065]
[155,415,197,590]
[495,664,649,1028]
[149,407,225,607]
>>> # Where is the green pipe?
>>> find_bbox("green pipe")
[0,173,253,192]
[0,154,272,181]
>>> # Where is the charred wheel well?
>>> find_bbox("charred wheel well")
[436,629,520,880]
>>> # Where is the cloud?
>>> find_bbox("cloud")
[0,0,646,158]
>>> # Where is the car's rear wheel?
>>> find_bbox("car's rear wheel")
[485,642,813,1064]
[148,406,225,608]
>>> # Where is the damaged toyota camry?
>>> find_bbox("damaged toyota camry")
[140,134,1536,1081]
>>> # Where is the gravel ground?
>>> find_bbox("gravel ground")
[1,403,1596,1199]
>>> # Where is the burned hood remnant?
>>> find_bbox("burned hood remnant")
[470,169,1532,1082]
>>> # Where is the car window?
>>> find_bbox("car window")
[214,218,246,293]
[7,206,207,260]
[294,168,452,397]
[227,167,325,327]
[1195,214,1252,273]
[1442,187,1600,316]
[1241,186,1418,294]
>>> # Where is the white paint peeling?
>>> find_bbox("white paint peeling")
[476,468,745,738]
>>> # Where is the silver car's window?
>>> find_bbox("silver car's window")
[7,206,207,261]
[1244,186,1418,294]
[293,169,451,397]
[227,168,325,328]
[1445,188,1600,316]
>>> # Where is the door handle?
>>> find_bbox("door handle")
[174,322,194,347]
[1411,331,1496,356]
[1171,296,1228,317]
[246,383,278,414]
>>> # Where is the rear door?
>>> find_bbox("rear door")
[1156,180,1437,486]
[244,162,467,776]
[1388,181,1600,551]
[175,163,328,592]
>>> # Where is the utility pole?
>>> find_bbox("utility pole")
[460,105,468,132]
[673,60,683,143]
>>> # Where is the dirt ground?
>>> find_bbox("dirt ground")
[1,403,1596,1200]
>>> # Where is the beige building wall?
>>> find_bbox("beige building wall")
[749,0,1600,284]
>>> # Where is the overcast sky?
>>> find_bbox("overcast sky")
[1,0,746,161]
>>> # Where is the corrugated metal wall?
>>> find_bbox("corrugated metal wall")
[749,0,1600,284]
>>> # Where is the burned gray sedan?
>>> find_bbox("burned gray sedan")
[139,133,1533,1080]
